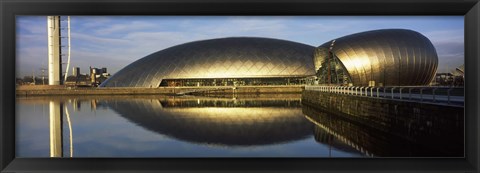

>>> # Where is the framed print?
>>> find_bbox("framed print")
[1,0,479,172]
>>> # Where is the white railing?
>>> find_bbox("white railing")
[305,85,464,106]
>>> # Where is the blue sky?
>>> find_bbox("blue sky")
[16,16,464,77]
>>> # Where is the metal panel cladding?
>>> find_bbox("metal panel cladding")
[316,29,438,86]
[100,37,316,87]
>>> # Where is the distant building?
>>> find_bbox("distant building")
[90,67,111,86]
[65,74,91,86]
[431,64,464,87]
[73,67,80,77]
[63,67,111,87]
[16,67,111,87]
[16,76,47,85]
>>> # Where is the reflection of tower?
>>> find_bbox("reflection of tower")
[64,104,74,157]
[49,101,63,157]
[49,101,74,157]
[48,16,62,85]
[91,99,97,111]
[73,99,81,112]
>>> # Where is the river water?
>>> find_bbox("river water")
[15,94,461,158]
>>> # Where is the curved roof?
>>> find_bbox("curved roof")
[105,98,313,146]
[101,37,316,87]
[316,29,438,86]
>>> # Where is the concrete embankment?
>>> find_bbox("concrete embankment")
[16,85,304,96]
[301,90,464,156]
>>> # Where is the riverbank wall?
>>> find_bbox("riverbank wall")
[16,85,304,96]
[301,90,464,156]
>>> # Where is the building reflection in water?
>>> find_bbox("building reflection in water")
[64,103,74,157]
[18,95,367,157]
[104,97,314,146]
[302,104,463,157]
[34,95,330,157]
[26,94,462,157]
[49,100,62,157]
[48,100,74,158]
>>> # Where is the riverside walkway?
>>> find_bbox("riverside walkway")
[305,85,464,106]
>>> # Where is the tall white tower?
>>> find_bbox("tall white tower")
[48,16,62,85]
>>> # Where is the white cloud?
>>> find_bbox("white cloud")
[423,29,464,72]
[190,17,289,39]
[94,21,157,35]
[424,29,464,44]
[17,17,46,34]
[73,16,112,30]
[73,32,129,45]
[16,16,465,77]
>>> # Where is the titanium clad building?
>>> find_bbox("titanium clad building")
[100,29,439,88]
[100,37,316,87]
[314,29,438,86]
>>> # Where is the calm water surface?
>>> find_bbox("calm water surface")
[16,94,366,158]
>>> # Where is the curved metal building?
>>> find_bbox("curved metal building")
[314,29,438,86]
[100,37,316,87]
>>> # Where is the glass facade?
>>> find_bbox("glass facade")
[314,47,352,85]
[160,77,310,87]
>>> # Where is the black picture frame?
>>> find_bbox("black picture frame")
[1,0,479,172]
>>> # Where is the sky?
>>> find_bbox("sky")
[16,16,464,78]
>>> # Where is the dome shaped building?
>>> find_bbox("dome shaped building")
[100,29,438,88]
[100,37,317,87]
[314,29,438,86]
